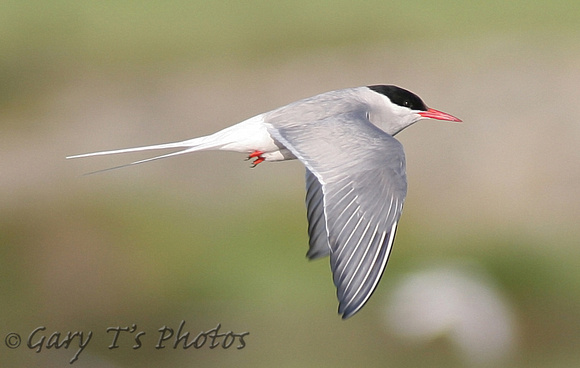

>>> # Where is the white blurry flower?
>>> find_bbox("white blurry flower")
[384,262,516,365]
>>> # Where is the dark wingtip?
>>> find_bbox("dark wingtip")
[339,304,357,320]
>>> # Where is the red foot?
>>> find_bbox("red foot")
[247,150,265,167]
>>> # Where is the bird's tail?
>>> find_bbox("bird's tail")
[66,134,223,174]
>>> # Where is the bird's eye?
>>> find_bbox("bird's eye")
[403,100,411,108]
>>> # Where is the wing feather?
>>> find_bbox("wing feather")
[305,169,331,259]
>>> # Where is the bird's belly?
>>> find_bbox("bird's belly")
[263,148,296,162]
[215,114,296,162]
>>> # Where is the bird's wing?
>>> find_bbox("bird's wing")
[305,168,331,259]
[267,111,407,319]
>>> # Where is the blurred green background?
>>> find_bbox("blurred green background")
[1,1,579,367]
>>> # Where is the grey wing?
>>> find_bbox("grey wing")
[305,168,331,259]
[267,112,407,319]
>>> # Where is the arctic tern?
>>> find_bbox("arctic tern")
[68,85,461,319]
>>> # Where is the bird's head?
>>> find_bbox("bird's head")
[367,85,461,135]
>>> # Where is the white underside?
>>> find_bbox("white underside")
[210,114,288,161]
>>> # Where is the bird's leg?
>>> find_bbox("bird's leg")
[247,150,265,167]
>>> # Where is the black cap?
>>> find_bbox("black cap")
[368,85,428,111]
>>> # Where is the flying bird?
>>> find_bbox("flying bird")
[68,85,461,319]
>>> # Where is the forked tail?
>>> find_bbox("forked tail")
[66,135,219,174]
